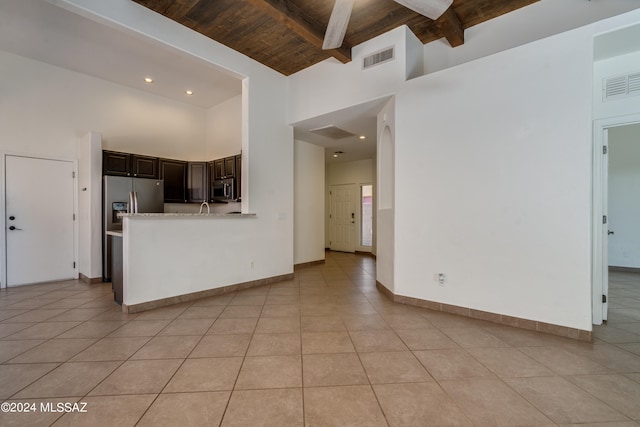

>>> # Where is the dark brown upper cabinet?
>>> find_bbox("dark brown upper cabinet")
[103,150,131,176]
[104,150,241,203]
[131,154,159,179]
[212,159,225,180]
[159,159,187,203]
[103,151,158,179]
[188,162,208,203]
[212,156,237,180]
[224,156,236,178]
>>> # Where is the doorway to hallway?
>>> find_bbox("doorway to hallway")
[593,117,640,324]
[604,124,640,330]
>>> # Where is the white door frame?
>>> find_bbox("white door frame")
[356,182,374,253]
[1,151,79,288]
[592,113,640,324]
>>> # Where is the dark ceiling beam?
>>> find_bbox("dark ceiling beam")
[245,0,352,64]
[435,7,464,47]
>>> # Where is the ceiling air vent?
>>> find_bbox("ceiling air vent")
[363,46,394,70]
[309,125,356,139]
[604,72,640,101]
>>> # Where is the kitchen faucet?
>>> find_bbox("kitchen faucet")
[199,199,210,214]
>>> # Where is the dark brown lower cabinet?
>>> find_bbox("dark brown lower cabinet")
[110,234,123,305]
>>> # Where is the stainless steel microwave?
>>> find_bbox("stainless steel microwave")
[212,178,236,201]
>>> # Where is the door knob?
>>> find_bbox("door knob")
[608,230,614,235]
[9,226,22,231]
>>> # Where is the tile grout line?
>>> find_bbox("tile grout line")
[215,285,269,426]
[71,300,192,425]
[131,297,232,425]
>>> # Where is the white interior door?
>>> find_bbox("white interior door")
[6,155,75,286]
[330,184,356,253]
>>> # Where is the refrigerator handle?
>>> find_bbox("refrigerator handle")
[128,192,135,214]
[133,192,139,214]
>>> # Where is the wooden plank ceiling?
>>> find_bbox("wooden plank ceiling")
[132,0,539,76]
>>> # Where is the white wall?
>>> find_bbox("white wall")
[405,29,424,80]
[294,140,325,265]
[78,132,102,280]
[0,51,207,160]
[326,159,375,252]
[423,0,640,74]
[123,216,274,305]
[377,98,395,291]
[206,94,242,160]
[394,24,596,330]
[608,124,640,268]
[593,50,640,120]
[288,26,416,124]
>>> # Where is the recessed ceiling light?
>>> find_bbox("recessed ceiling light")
[185,90,193,95]
[144,77,153,83]
[359,135,366,140]
[333,151,344,158]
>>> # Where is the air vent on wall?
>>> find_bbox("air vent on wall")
[309,125,356,139]
[363,46,394,70]
[604,72,640,101]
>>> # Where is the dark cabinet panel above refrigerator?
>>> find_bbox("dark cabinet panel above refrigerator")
[103,151,158,179]
[103,151,131,176]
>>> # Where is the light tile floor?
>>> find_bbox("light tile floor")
[0,252,639,426]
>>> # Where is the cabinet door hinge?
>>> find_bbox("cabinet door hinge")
[602,294,607,303]
[603,146,608,155]
[72,171,76,178]
[603,215,607,224]
[73,213,76,220]
[73,262,76,269]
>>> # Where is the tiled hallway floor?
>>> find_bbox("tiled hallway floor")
[1,252,640,426]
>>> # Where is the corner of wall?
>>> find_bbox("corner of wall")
[376,97,395,292]
[404,26,425,80]
[78,131,103,281]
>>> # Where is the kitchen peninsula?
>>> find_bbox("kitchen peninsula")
[115,212,291,313]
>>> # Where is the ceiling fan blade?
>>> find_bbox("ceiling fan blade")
[393,0,453,20]
[323,0,355,50]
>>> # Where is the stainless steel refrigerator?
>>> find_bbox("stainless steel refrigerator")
[103,176,164,281]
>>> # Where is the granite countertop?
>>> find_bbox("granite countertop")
[118,212,256,218]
